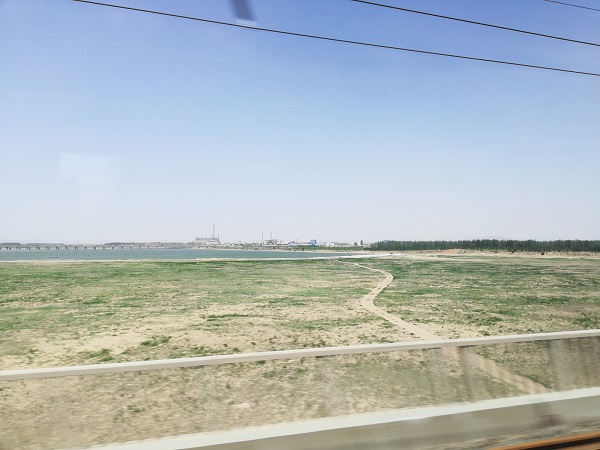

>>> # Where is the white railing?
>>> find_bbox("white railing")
[2,329,599,381]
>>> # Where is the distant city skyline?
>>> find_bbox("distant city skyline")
[2,1,599,244]
[3,231,599,247]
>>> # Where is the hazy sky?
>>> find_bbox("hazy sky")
[1,0,599,244]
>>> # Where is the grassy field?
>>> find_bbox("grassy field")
[1,254,599,448]
[366,255,600,338]
[0,258,400,370]
[1,254,599,370]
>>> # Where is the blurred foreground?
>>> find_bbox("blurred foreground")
[1,330,599,449]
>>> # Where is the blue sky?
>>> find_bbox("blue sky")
[1,0,599,243]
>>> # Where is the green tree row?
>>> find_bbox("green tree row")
[370,239,600,253]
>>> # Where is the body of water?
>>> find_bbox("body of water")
[0,248,355,261]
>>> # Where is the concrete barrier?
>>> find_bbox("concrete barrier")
[3,331,599,449]
[2,329,600,381]
[86,388,600,450]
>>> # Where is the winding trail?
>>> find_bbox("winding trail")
[351,263,439,339]
[341,260,547,394]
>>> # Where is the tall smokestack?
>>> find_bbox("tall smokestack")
[212,223,215,239]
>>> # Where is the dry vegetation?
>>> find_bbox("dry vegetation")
[367,254,600,338]
[0,259,399,370]
[1,254,599,448]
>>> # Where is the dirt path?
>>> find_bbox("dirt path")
[350,263,438,339]
[343,260,547,394]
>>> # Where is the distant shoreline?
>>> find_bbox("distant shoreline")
[0,247,367,263]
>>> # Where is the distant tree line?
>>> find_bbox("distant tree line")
[370,240,600,253]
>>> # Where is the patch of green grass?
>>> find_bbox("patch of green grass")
[369,256,600,335]
[140,335,172,347]
[493,308,521,317]
[206,314,249,321]
[79,348,114,363]
[573,315,600,329]
[82,298,105,305]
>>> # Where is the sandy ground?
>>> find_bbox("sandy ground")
[1,254,598,448]
[344,260,547,394]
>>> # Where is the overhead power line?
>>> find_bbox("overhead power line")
[543,0,600,12]
[353,0,600,47]
[72,0,600,77]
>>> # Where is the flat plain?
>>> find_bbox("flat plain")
[0,258,394,370]
[1,254,599,448]
[367,254,600,338]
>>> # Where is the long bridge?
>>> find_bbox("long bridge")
[0,244,187,250]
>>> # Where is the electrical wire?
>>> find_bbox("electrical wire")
[72,0,600,77]
[353,0,600,47]
[543,0,600,12]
